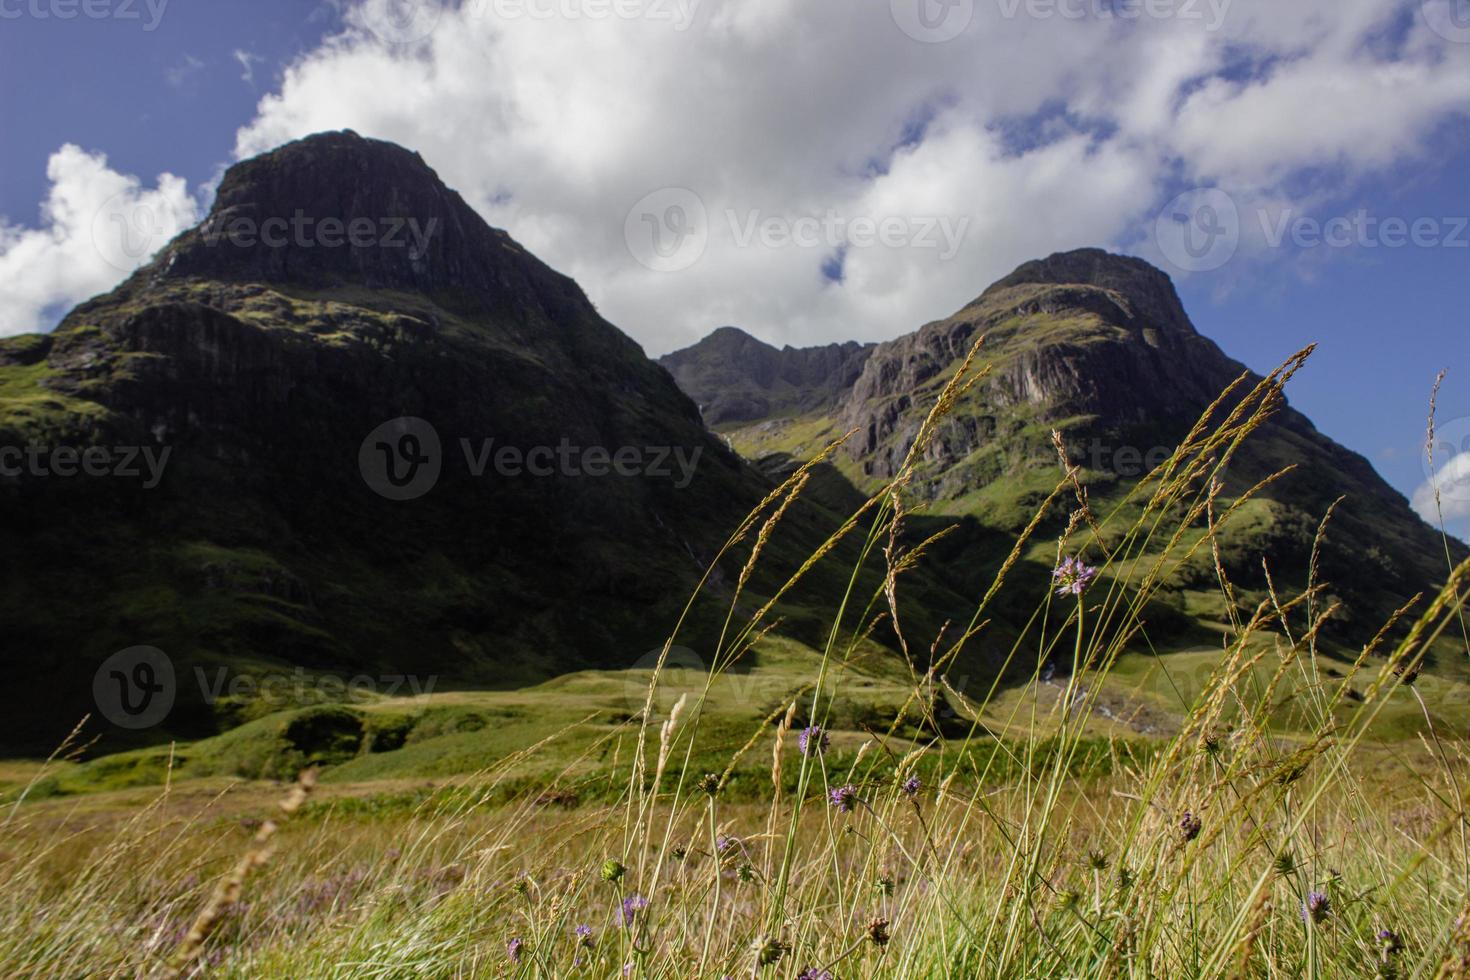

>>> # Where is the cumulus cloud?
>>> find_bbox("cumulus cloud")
[229,0,1470,354]
[4,0,1469,353]
[1413,451,1470,540]
[0,146,200,337]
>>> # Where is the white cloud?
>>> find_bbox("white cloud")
[0,146,200,337]
[234,49,264,86]
[1413,451,1470,539]
[4,0,1469,354]
[229,0,1470,354]
[166,54,205,88]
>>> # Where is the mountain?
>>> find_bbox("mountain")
[3,131,1458,754]
[668,248,1464,647]
[0,132,796,750]
[657,327,874,427]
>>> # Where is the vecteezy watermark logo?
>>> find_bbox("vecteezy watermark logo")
[1080,439,1176,477]
[196,666,438,707]
[199,212,439,259]
[360,417,443,501]
[358,0,442,43]
[625,188,709,273]
[625,188,972,273]
[891,0,973,42]
[461,437,704,487]
[0,0,169,29]
[994,0,1231,30]
[359,419,706,496]
[91,193,192,274]
[1258,209,1469,251]
[1422,0,1470,43]
[1426,415,1470,504]
[622,645,707,712]
[1155,187,1240,273]
[93,646,175,729]
[0,444,172,487]
[464,0,702,30]
[727,210,970,260]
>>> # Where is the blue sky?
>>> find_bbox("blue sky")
[1,0,1467,538]
[0,1,338,213]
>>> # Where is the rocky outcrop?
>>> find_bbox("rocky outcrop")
[659,326,874,426]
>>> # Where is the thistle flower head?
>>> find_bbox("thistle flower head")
[575,924,593,947]
[600,859,626,883]
[618,894,649,928]
[900,774,922,798]
[798,725,830,756]
[1302,890,1331,924]
[876,872,896,896]
[1052,555,1100,596]
[868,916,891,947]
[736,862,757,883]
[698,772,721,796]
[1178,811,1203,843]
[1087,849,1109,871]
[829,784,859,813]
[796,969,833,980]
[507,937,524,963]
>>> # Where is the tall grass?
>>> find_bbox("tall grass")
[2,343,1467,978]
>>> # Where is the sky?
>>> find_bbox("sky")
[1,0,1467,540]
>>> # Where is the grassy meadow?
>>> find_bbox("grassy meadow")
[3,342,1469,979]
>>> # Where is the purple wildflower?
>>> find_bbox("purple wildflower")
[717,833,740,854]
[796,969,834,980]
[619,894,649,928]
[1178,811,1202,843]
[575,923,594,947]
[829,784,859,813]
[900,774,921,798]
[1302,890,1331,924]
[507,937,524,963]
[1052,555,1100,597]
[798,725,830,756]
[1378,928,1404,954]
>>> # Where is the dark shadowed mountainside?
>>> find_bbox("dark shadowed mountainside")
[657,326,874,427]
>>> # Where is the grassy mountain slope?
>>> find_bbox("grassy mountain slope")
[671,249,1466,663]
[0,132,908,752]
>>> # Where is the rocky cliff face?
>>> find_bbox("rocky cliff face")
[658,327,874,426]
[839,250,1246,476]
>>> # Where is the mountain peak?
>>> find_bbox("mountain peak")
[698,325,777,352]
[978,248,1193,333]
[659,328,875,427]
[155,130,585,323]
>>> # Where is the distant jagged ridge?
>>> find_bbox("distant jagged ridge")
[658,326,874,427]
